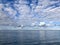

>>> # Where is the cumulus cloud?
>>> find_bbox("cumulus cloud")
[0,0,60,27]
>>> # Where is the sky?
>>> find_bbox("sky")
[0,0,60,27]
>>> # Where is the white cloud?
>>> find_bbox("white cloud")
[0,0,60,27]
[3,7,17,18]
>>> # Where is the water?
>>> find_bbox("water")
[0,30,60,45]
[0,30,40,45]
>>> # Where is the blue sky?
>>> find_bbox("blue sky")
[0,0,60,26]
